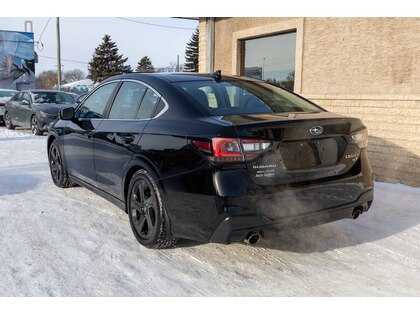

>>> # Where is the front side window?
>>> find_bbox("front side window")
[174,79,322,116]
[108,82,147,119]
[76,82,118,119]
[11,92,22,102]
[242,31,296,91]
[22,92,31,104]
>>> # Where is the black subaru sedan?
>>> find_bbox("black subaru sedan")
[47,72,373,248]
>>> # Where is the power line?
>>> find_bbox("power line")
[117,17,195,30]
[36,17,51,51]
[38,54,88,64]
[38,17,51,43]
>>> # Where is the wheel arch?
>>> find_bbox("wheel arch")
[122,156,163,213]
[47,133,58,152]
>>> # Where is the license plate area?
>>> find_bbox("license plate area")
[280,138,339,170]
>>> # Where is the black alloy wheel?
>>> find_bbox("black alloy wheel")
[128,169,177,248]
[31,115,43,135]
[4,112,15,129]
[48,140,74,188]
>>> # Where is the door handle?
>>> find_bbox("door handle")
[122,134,135,144]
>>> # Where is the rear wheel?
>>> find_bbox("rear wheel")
[31,115,43,135]
[127,169,177,249]
[4,112,15,129]
[48,139,75,188]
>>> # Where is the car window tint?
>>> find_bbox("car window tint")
[136,89,159,119]
[109,82,146,119]
[76,83,117,119]
[174,80,322,115]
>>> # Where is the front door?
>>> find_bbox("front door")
[62,82,119,186]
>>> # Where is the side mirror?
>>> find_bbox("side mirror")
[21,99,30,106]
[59,107,75,120]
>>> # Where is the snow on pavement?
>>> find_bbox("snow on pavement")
[0,126,420,296]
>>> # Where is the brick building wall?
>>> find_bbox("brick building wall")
[198,17,420,186]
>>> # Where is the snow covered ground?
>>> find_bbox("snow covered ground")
[0,126,419,296]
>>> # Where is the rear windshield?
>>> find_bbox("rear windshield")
[173,79,323,116]
[32,92,76,104]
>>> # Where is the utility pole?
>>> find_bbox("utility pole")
[176,55,179,72]
[56,17,62,89]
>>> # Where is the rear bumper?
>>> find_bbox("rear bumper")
[209,188,373,244]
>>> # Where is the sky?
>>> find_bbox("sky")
[0,0,414,79]
[0,17,198,76]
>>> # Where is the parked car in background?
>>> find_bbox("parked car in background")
[4,90,76,135]
[0,89,18,124]
[67,92,80,102]
[47,72,373,249]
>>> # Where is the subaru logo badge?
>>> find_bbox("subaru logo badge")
[309,126,324,136]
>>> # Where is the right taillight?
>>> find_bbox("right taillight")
[192,138,272,163]
[350,128,368,149]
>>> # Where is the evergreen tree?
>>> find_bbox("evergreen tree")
[88,34,132,83]
[136,56,155,73]
[184,27,199,72]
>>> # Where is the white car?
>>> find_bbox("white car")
[0,89,18,123]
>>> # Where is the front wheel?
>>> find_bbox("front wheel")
[31,115,43,135]
[4,112,15,129]
[48,139,75,188]
[127,169,177,249]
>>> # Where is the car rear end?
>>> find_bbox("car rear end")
[175,76,373,244]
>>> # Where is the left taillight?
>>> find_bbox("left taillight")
[350,128,368,149]
[192,138,272,163]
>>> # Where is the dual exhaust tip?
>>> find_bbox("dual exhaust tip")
[243,206,366,245]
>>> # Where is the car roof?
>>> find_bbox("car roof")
[25,89,68,93]
[102,72,260,84]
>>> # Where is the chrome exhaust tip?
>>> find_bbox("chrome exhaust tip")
[244,231,261,245]
[352,209,362,219]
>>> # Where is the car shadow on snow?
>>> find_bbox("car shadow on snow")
[0,174,40,196]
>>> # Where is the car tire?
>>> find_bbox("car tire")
[31,115,43,135]
[127,169,178,249]
[4,112,15,130]
[48,139,75,188]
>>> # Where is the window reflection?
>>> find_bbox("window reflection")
[242,31,296,91]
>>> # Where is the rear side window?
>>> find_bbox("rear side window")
[77,82,117,118]
[173,79,323,116]
[136,89,160,119]
[108,82,147,119]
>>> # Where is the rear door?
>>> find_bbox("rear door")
[62,82,119,186]
[8,92,22,124]
[93,80,161,200]
[16,92,33,127]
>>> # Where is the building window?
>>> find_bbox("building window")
[242,31,296,91]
